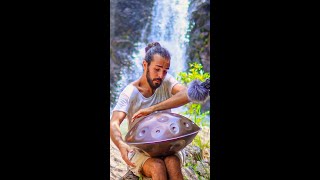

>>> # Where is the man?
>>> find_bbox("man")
[110,42,191,180]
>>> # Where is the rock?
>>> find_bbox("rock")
[185,144,202,160]
[202,147,210,163]
[181,125,211,179]
[195,160,210,178]
[186,0,210,76]
[182,166,199,179]
[198,126,210,147]
[110,139,128,180]
[120,171,139,180]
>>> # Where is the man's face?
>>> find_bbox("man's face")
[145,54,170,90]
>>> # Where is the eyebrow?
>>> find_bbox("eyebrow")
[155,65,170,69]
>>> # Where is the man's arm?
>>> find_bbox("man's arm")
[151,83,190,111]
[110,111,136,167]
[131,84,190,122]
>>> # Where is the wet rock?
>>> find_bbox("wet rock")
[187,0,210,73]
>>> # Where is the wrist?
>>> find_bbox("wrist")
[150,105,157,112]
[116,138,125,146]
[118,140,128,149]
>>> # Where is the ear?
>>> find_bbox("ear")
[142,60,148,71]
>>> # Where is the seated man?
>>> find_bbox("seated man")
[110,42,191,180]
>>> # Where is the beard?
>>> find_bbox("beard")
[146,67,162,90]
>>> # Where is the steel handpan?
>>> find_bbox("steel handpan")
[125,112,201,157]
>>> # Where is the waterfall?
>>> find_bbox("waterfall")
[111,0,190,115]
[148,0,190,77]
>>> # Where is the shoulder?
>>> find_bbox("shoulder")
[119,83,138,98]
[163,73,180,85]
[163,73,185,95]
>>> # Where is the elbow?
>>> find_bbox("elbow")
[110,120,116,131]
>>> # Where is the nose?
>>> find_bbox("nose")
[158,71,165,79]
[158,73,163,79]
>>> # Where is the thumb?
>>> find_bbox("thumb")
[120,148,136,167]
[128,146,135,153]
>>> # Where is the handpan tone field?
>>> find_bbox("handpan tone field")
[125,112,201,157]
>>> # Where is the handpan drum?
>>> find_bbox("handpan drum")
[125,112,201,157]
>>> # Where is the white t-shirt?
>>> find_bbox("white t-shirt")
[112,73,180,130]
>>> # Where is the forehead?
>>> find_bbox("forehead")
[150,54,170,68]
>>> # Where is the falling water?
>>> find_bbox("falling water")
[111,0,190,114]
[147,0,190,77]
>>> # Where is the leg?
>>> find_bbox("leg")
[164,155,183,180]
[141,158,167,180]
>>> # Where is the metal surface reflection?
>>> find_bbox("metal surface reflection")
[125,112,201,157]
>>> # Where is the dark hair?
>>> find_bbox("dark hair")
[144,42,171,65]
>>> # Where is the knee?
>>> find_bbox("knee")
[164,155,180,166]
[150,158,166,173]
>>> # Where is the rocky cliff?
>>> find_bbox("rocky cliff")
[187,0,210,73]
[187,0,211,112]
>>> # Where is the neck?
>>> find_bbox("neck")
[139,74,155,94]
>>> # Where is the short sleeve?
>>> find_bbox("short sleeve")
[112,91,129,115]
[165,73,180,95]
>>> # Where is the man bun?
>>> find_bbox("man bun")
[144,41,170,65]
[145,42,161,53]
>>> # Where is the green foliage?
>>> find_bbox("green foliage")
[177,62,210,128]
[178,62,210,83]
[193,134,210,150]
[178,62,210,179]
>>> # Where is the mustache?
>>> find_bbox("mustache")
[153,78,162,82]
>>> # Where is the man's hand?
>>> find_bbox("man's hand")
[118,141,136,167]
[131,107,154,122]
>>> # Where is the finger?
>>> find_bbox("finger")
[131,114,141,122]
[121,153,136,167]
[119,145,136,166]
[133,111,141,118]
[132,113,138,121]
[134,114,142,120]
[124,158,136,167]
